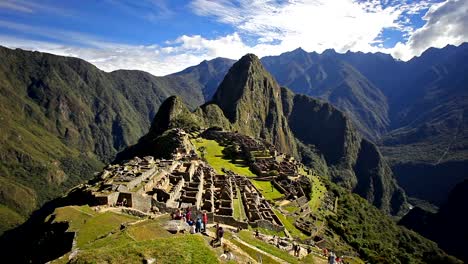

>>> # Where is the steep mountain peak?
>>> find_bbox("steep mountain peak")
[211,53,298,155]
[322,48,338,56]
[290,47,307,55]
[211,53,276,122]
[147,95,199,137]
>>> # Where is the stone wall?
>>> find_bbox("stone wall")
[132,193,152,212]
[213,215,249,229]
[127,166,157,190]
[272,180,287,194]
[251,219,285,232]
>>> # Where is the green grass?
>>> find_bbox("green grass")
[237,230,303,264]
[282,205,299,213]
[251,180,284,200]
[233,188,247,221]
[50,207,219,263]
[250,226,285,237]
[272,209,308,239]
[309,176,327,213]
[127,217,174,241]
[224,232,281,264]
[0,204,25,235]
[52,206,138,247]
[192,138,256,176]
[73,234,220,264]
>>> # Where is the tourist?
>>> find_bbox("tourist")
[190,223,196,234]
[215,223,220,238]
[186,208,192,222]
[221,244,234,260]
[218,227,224,245]
[292,242,299,257]
[295,244,301,257]
[255,229,259,237]
[187,218,194,226]
[328,251,336,264]
[122,198,127,207]
[202,211,208,232]
[196,217,202,233]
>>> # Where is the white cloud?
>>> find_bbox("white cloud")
[392,0,468,60]
[0,0,466,75]
[190,0,437,55]
[0,32,250,76]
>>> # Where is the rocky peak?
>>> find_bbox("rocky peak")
[147,96,196,137]
[211,53,297,156]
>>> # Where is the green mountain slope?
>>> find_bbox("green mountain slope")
[399,179,468,262]
[0,46,216,233]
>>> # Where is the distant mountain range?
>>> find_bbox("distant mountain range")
[260,44,468,206]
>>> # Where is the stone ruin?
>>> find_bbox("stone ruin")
[80,128,333,236]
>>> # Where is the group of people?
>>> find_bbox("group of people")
[323,248,345,264]
[172,208,209,233]
[292,242,301,257]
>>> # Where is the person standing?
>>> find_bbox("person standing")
[217,227,224,245]
[186,208,192,223]
[202,211,208,232]
[196,217,202,233]
[328,251,336,264]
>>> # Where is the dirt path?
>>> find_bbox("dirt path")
[230,234,290,264]
[204,229,258,263]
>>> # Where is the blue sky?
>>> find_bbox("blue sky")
[0,0,466,75]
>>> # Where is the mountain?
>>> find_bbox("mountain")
[2,42,466,236]
[380,44,468,205]
[0,46,228,234]
[399,179,468,262]
[126,54,408,215]
[262,48,390,140]
[280,90,406,215]
[258,44,468,206]
[210,54,298,156]
[169,57,235,101]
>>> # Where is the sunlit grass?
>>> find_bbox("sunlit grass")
[192,138,256,176]
[251,180,284,200]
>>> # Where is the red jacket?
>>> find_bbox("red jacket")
[202,213,208,223]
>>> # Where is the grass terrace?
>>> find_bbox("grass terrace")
[233,188,247,221]
[237,230,301,264]
[251,180,284,200]
[224,232,281,264]
[192,138,256,176]
[51,205,138,248]
[309,176,327,213]
[272,209,308,239]
[50,208,219,263]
